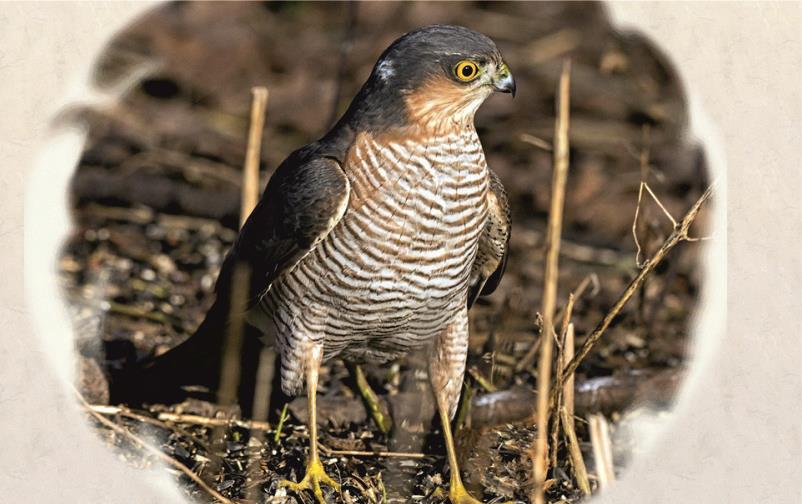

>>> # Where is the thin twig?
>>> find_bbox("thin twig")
[77,394,234,504]
[520,273,597,372]
[519,133,553,151]
[631,125,651,267]
[469,366,498,393]
[88,404,272,431]
[644,183,678,227]
[560,406,590,496]
[551,184,714,409]
[588,414,615,490]
[87,405,223,465]
[631,180,647,267]
[563,323,576,419]
[318,444,428,460]
[530,59,572,504]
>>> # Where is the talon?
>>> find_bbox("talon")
[449,476,483,504]
[280,458,340,503]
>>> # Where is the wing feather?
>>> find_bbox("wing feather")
[216,150,350,307]
[468,168,511,308]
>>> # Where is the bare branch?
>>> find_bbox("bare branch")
[551,184,714,409]
[560,406,590,496]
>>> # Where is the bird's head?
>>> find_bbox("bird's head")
[349,25,514,134]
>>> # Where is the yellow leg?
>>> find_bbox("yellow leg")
[436,399,483,504]
[430,309,483,503]
[280,346,340,504]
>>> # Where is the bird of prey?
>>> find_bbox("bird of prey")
[118,25,512,503]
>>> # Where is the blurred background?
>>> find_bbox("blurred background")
[60,2,710,503]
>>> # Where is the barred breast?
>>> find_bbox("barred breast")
[260,128,489,393]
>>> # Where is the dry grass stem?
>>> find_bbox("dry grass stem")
[519,133,553,151]
[217,263,250,406]
[588,414,615,489]
[89,404,272,430]
[643,182,678,227]
[560,407,590,496]
[551,183,714,409]
[251,347,277,422]
[469,366,498,392]
[220,87,270,416]
[562,323,576,418]
[240,87,269,226]
[520,273,596,373]
[549,293,575,469]
[78,394,234,504]
[318,444,427,460]
[530,59,572,504]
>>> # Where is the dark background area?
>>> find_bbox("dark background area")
[60,2,710,503]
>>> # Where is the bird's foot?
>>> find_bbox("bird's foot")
[448,477,483,504]
[280,458,340,504]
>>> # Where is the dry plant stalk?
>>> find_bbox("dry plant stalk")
[77,393,234,504]
[588,414,615,489]
[530,59,572,504]
[550,184,714,409]
[218,87,270,411]
[562,323,576,418]
[519,273,596,373]
[240,87,269,227]
[88,404,273,430]
[318,444,427,460]
[549,293,575,469]
[245,89,275,426]
[233,87,269,504]
[560,406,590,496]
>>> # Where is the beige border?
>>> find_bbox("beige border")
[1,2,799,503]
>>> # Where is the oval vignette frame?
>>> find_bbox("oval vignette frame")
[24,2,727,503]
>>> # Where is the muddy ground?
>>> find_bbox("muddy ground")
[60,2,711,503]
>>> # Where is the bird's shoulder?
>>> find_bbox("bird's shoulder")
[218,141,351,302]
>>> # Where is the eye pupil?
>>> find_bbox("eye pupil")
[455,61,478,81]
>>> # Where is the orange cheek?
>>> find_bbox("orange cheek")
[404,76,475,124]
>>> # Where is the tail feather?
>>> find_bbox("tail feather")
[109,300,231,406]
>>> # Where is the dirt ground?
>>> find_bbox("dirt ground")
[60,2,711,503]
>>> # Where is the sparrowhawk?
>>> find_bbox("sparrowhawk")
[117,25,513,504]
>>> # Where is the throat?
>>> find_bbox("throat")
[406,97,482,135]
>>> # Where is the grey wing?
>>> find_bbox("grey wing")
[468,168,511,308]
[215,150,350,307]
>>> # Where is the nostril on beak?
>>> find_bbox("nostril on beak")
[495,73,516,97]
[494,64,516,97]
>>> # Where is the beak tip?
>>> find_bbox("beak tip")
[494,67,516,97]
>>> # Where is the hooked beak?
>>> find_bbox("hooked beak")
[493,62,516,97]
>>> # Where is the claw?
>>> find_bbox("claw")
[448,471,483,504]
[280,458,340,504]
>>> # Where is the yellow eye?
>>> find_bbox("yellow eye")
[454,60,480,82]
